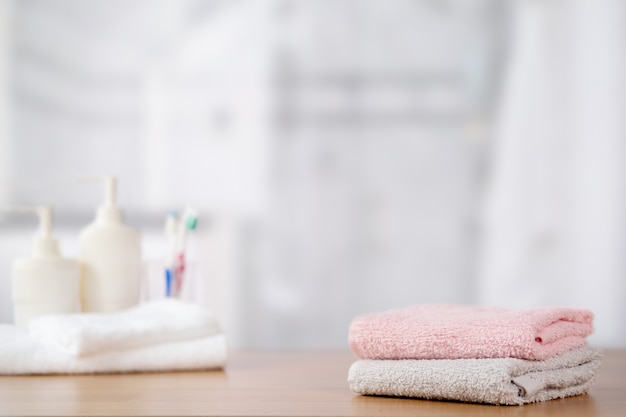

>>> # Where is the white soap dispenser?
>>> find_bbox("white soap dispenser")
[79,176,141,312]
[11,206,81,327]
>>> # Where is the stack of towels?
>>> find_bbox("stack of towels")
[348,304,601,405]
[0,299,226,374]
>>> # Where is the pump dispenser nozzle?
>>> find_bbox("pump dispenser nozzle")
[9,206,60,257]
[80,176,122,223]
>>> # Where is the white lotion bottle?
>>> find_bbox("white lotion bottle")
[79,176,141,312]
[11,206,81,327]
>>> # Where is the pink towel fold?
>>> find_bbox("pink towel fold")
[349,304,594,361]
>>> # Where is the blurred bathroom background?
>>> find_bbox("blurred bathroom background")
[0,0,624,348]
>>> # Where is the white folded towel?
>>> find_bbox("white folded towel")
[0,325,226,375]
[29,299,220,357]
[348,346,602,405]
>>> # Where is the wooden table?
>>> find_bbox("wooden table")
[0,350,624,416]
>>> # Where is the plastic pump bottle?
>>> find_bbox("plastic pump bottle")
[79,176,141,312]
[11,206,81,327]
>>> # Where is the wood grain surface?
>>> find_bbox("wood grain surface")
[0,349,624,416]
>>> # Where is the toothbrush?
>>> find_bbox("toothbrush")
[164,211,178,297]
[173,208,198,298]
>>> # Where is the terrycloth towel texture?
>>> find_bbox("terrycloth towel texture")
[0,325,226,375]
[348,346,602,405]
[349,304,594,360]
[29,299,220,357]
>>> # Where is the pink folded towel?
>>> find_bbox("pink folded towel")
[349,304,594,360]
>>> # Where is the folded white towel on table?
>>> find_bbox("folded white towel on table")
[0,325,226,375]
[29,299,220,357]
[348,346,602,405]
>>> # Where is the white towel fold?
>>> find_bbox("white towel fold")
[348,346,602,405]
[29,299,220,357]
[0,325,226,375]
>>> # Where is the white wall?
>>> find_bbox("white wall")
[0,0,13,205]
[1,0,624,349]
